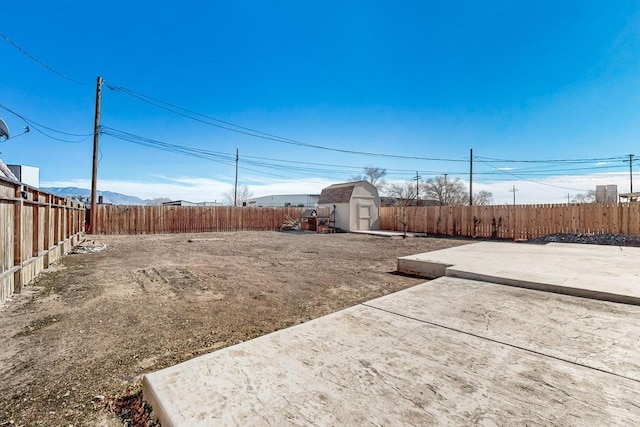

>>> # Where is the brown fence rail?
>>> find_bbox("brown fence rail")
[94,205,306,234]
[0,177,85,305]
[380,203,640,240]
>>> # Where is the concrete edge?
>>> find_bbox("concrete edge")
[141,304,372,426]
[397,257,451,278]
[446,268,640,306]
[143,372,179,427]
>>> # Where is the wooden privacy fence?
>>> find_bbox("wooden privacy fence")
[93,205,306,234]
[380,203,640,240]
[0,177,85,305]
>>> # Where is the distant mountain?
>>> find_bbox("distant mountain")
[41,187,148,205]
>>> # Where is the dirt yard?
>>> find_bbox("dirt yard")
[0,231,468,426]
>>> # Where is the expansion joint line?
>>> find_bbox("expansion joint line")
[360,303,640,384]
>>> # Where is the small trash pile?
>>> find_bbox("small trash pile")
[280,215,301,231]
[68,239,108,254]
[527,233,640,247]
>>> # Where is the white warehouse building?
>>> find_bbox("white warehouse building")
[245,194,319,207]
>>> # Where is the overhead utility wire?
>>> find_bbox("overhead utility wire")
[106,84,468,162]
[102,127,359,177]
[101,127,236,166]
[475,155,627,164]
[103,127,630,181]
[0,32,87,85]
[0,103,94,143]
[102,127,346,184]
[477,160,591,192]
[109,85,632,168]
[102,127,381,179]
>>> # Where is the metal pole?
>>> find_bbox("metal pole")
[234,148,239,206]
[415,171,420,206]
[511,185,517,205]
[90,76,103,233]
[469,148,473,206]
[629,154,634,193]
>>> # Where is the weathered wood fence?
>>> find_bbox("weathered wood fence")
[93,205,306,234]
[1,177,85,305]
[380,203,640,239]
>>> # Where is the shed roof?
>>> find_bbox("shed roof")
[318,181,371,204]
[318,181,362,204]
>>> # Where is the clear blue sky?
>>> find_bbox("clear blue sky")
[1,1,639,203]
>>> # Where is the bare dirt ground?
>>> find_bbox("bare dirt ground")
[0,231,468,426]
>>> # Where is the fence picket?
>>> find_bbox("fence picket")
[378,203,640,240]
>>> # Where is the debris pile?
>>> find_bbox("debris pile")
[280,215,301,231]
[527,233,640,247]
[102,386,159,426]
[67,239,108,254]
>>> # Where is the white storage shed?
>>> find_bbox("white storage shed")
[318,181,380,231]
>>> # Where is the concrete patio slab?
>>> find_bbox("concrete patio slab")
[143,276,640,426]
[350,230,427,237]
[397,242,640,305]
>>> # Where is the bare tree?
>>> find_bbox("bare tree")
[424,175,468,206]
[386,181,419,237]
[224,184,254,206]
[351,167,387,192]
[472,190,494,206]
[571,190,596,203]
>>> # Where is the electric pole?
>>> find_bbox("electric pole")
[415,171,421,206]
[624,154,635,193]
[234,148,239,206]
[90,76,103,233]
[509,185,518,206]
[443,173,448,205]
[469,148,473,206]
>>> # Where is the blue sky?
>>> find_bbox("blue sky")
[1,1,639,204]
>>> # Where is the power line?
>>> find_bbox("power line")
[106,84,468,162]
[0,32,87,85]
[102,126,633,187]
[0,103,94,143]
[477,160,591,192]
[475,155,627,164]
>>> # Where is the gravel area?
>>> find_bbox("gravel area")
[527,233,640,247]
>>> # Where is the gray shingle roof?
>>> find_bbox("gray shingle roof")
[318,181,362,204]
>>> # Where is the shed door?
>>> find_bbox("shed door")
[358,204,372,230]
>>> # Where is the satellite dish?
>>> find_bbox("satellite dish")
[0,118,9,140]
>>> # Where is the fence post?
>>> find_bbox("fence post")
[13,185,24,293]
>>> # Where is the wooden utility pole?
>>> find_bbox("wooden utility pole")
[90,76,103,233]
[469,148,473,206]
[415,171,421,206]
[443,173,448,205]
[509,185,518,206]
[625,154,635,193]
[234,148,239,206]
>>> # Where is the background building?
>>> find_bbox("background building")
[245,194,319,207]
[8,164,39,188]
